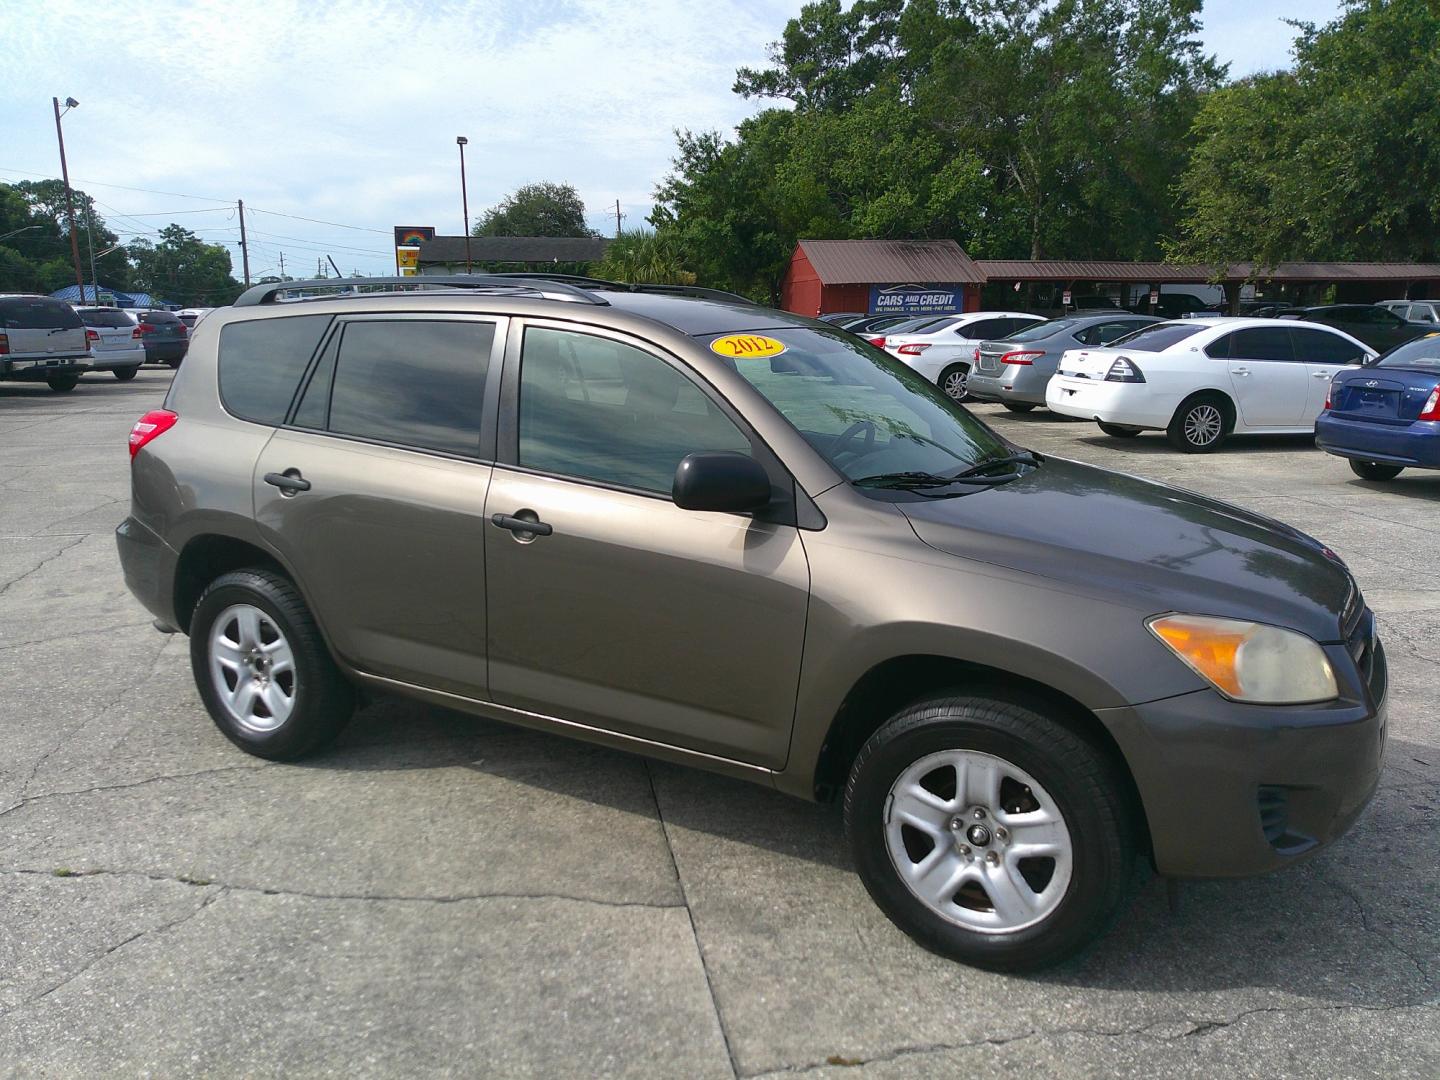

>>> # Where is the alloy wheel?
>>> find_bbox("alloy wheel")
[884,749,1073,933]
[942,368,969,401]
[208,604,297,733]
[1183,404,1223,447]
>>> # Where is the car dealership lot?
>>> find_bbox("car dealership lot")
[1,370,1435,1077]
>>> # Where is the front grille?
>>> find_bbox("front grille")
[1258,786,1289,845]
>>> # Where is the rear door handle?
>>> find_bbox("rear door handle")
[264,471,311,494]
[491,512,553,537]
[1232,367,1251,376]
[1312,371,1331,378]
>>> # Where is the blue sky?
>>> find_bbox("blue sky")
[0,0,1344,279]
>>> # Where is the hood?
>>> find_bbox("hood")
[901,457,1354,642]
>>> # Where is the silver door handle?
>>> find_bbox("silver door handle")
[1233,367,1250,376]
[1312,371,1330,378]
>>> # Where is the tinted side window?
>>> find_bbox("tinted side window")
[1204,332,1233,359]
[0,298,83,329]
[1291,328,1367,365]
[961,319,1005,339]
[326,320,494,456]
[518,327,750,495]
[1095,320,1144,345]
[218,315,332,425]
[1228,327,1295,362]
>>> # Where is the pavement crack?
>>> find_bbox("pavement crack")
[747,1003,1439,1076]
[1318,872,1437,994]
[646,762,740,1080]
[0,763,274,821]
[0,886,224,1019]
[0,867,684,912]
[0,535,87,600]
[0,619,153,652]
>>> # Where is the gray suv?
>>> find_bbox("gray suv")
[118,276,1387,971]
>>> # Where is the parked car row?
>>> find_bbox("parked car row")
[0,294,191,391]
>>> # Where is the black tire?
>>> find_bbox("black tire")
[938,364,971,402]
[189,568,355,760]
[46,374,79,392]
[113,365,140,381]
[1002,402,1037,413]
[1349,459,1404,481]
[166,356,182,370]
[1166,393,1232,453]
[844,694,1135,972]
[1097,422,1142,438]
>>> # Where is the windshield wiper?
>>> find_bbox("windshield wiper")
[853,470,1009,490]
[949,451,1042,479]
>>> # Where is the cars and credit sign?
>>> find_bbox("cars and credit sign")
[870,283,963,314]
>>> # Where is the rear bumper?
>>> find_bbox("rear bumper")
[116,516,181,630]
[1,356,93,380]
[1103,631,1387,878]
[88,346,146,371]
[968,366,1054,405]
[1315,412,1440,469]
[1046,377,1176,428]
[143,340,188,363]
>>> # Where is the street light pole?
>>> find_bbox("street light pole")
[456,136,472,274]
[85,204,100,300]
[51,96,86,298]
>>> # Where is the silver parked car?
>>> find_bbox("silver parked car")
[968,313,1162,411]
[1378,299,1440,325]
[0,293,92,391]
[75,307,145,380]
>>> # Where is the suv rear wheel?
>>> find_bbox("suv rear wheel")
[844,695,1134,971]
[46,374,79,392]
[190,568,355,759]
[114,365,140,381]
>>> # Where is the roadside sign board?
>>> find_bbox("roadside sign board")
[869,283,963,315]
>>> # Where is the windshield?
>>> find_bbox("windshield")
[1106,322,1204,352]
[721,327,1011,483]
[1004,318,1075,342]
[1369,333,1440,373]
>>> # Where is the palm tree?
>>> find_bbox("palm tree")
[594,228,696,285]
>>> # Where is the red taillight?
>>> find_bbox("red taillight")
[868,336,886,347]
[137,322,156,334]
[973,347,980,362]
[0,331,9,356]
[132,326,143,339]
[1420,385,1440,421]
[1001,350,1044,365]
[129,410,178,459]
[177,323,188,337]
[86,328,100,343]
[897,343,930,356]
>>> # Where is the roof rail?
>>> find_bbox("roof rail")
[232,275,609,308]
[483,273,758,306]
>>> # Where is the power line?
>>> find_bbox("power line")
[245,207,390,234]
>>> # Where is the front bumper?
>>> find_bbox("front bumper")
[1102,622,1387,878]
[116,516,181,630]
[1315,412,1440,470]
[1046,376,1176,428]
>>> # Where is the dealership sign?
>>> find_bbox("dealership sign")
[870,283,963,314]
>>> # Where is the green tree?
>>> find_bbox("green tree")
[127,225,242,306]
[592,228,697,285]
[473,182,598,237]
[1171,0,1440,267]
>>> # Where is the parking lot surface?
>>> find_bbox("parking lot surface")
[1,369,1436,1077]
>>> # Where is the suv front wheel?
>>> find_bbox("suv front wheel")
[190,568,355,759]
[844,695,1134,971]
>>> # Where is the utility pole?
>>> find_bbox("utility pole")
[237,199,252,287]
[278,251,285,279]
[85,204,99,300]
[51,96,86,296]
[456,136,472,274]
[614,199,622,238]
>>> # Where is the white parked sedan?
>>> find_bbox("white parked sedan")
[1046,318,1374,452]
[883,310,1046,401]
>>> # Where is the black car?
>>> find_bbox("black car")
[133,309,190,368]
[1282,304,1430,352]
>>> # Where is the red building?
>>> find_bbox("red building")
[780,239,985,317]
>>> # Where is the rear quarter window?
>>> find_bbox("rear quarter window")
[218,315,332,425]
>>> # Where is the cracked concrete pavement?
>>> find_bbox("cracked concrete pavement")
[0,369,1435,1077]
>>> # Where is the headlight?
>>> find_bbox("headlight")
[1147,614,1338,704]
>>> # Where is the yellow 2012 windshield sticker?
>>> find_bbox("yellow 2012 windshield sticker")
[710,333,787,359]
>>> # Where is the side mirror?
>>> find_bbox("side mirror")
[673,452,772,514]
